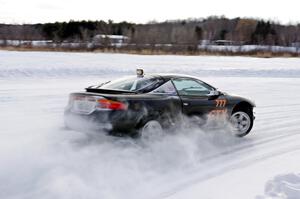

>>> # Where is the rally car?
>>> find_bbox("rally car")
[64,69,255,137]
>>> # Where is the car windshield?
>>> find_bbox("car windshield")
[99,75,164,92]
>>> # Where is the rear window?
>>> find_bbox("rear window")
[99,75,164,92]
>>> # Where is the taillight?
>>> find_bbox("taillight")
[97,99,128,110]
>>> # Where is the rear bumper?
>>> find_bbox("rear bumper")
[64,110,112,132]
[64,108,139,134]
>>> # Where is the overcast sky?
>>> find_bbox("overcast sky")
[0,0,299,24]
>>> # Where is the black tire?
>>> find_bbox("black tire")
[230,109,254,137]
[139,120,163,140]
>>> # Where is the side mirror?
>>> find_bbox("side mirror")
[207,90,221,99]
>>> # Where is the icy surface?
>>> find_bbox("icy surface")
[256,173,300,199]
[1,50,300,199]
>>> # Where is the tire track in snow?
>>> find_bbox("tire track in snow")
[158,132,300,199]
[152,100,300,198]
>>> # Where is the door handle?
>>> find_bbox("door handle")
[183,102,189,106]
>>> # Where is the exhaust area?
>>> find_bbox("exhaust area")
[0,112,245,199]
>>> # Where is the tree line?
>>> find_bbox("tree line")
[1,16,300,46]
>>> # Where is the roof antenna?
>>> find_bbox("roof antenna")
[136,68,144,77]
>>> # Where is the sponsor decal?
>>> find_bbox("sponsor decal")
[215,99,227,107]
[209,109,228,116]
[208,109,228,123]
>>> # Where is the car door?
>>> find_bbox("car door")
[148,80,182,126]
[172,77,225,119]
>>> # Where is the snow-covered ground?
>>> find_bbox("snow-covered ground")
[1,50,300,199]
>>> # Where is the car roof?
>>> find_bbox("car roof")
[149,73,201,80]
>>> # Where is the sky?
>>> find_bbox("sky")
[0,0,300,24]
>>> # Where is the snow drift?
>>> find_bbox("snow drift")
[1,50,300,199]
[257,173,300,199]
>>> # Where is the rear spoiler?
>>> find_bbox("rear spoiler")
[85,88,137,94]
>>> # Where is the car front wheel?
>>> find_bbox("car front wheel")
[230,110,253,137]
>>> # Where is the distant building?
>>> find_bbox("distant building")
[291,42,300,48]
[199,40,211,46]
[198,40,244,46]
[0,39,53,47]
[93,34,129,47]
[213,40,240,46]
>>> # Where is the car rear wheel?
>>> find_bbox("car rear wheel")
[230,111,253,137]
[140,120,163,140]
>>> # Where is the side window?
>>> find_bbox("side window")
[172,78,212,96]
[151,81,177,95]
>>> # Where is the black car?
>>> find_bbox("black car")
[64,69,255,137]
